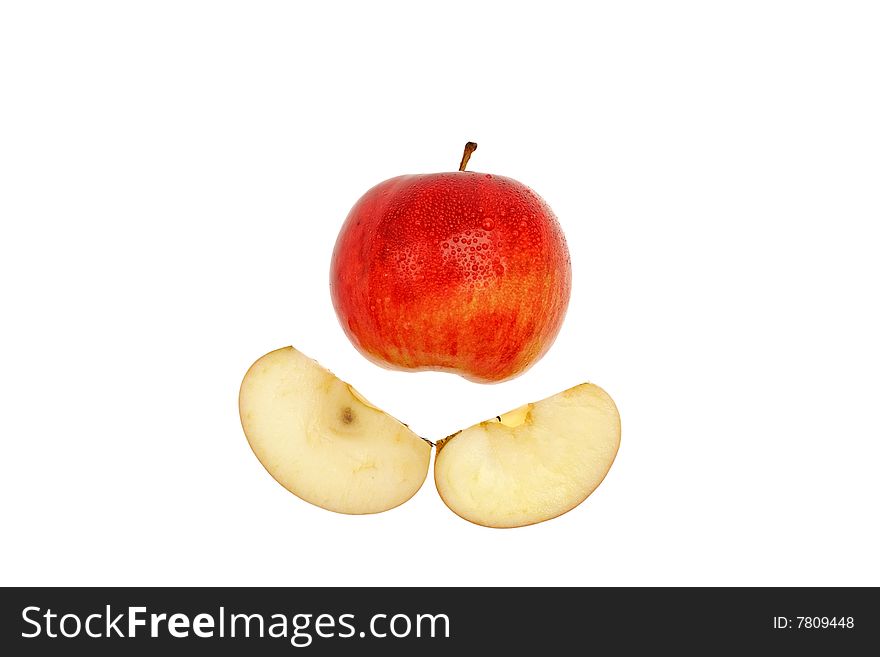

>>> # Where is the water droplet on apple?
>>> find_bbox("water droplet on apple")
[485,174,492,179]
[481,219,494,230]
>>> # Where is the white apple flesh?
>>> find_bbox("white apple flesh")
[434,384,621,528]
[239,347,431,514]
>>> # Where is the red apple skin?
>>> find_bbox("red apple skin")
[330,171,571,383]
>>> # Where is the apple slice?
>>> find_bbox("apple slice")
[239,347,431,514]
[434,384,620,528]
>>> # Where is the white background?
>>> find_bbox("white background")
[2,1,879,586]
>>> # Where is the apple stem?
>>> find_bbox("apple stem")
[458,142,478,171]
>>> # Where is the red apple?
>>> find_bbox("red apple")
[330,143,571,383]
